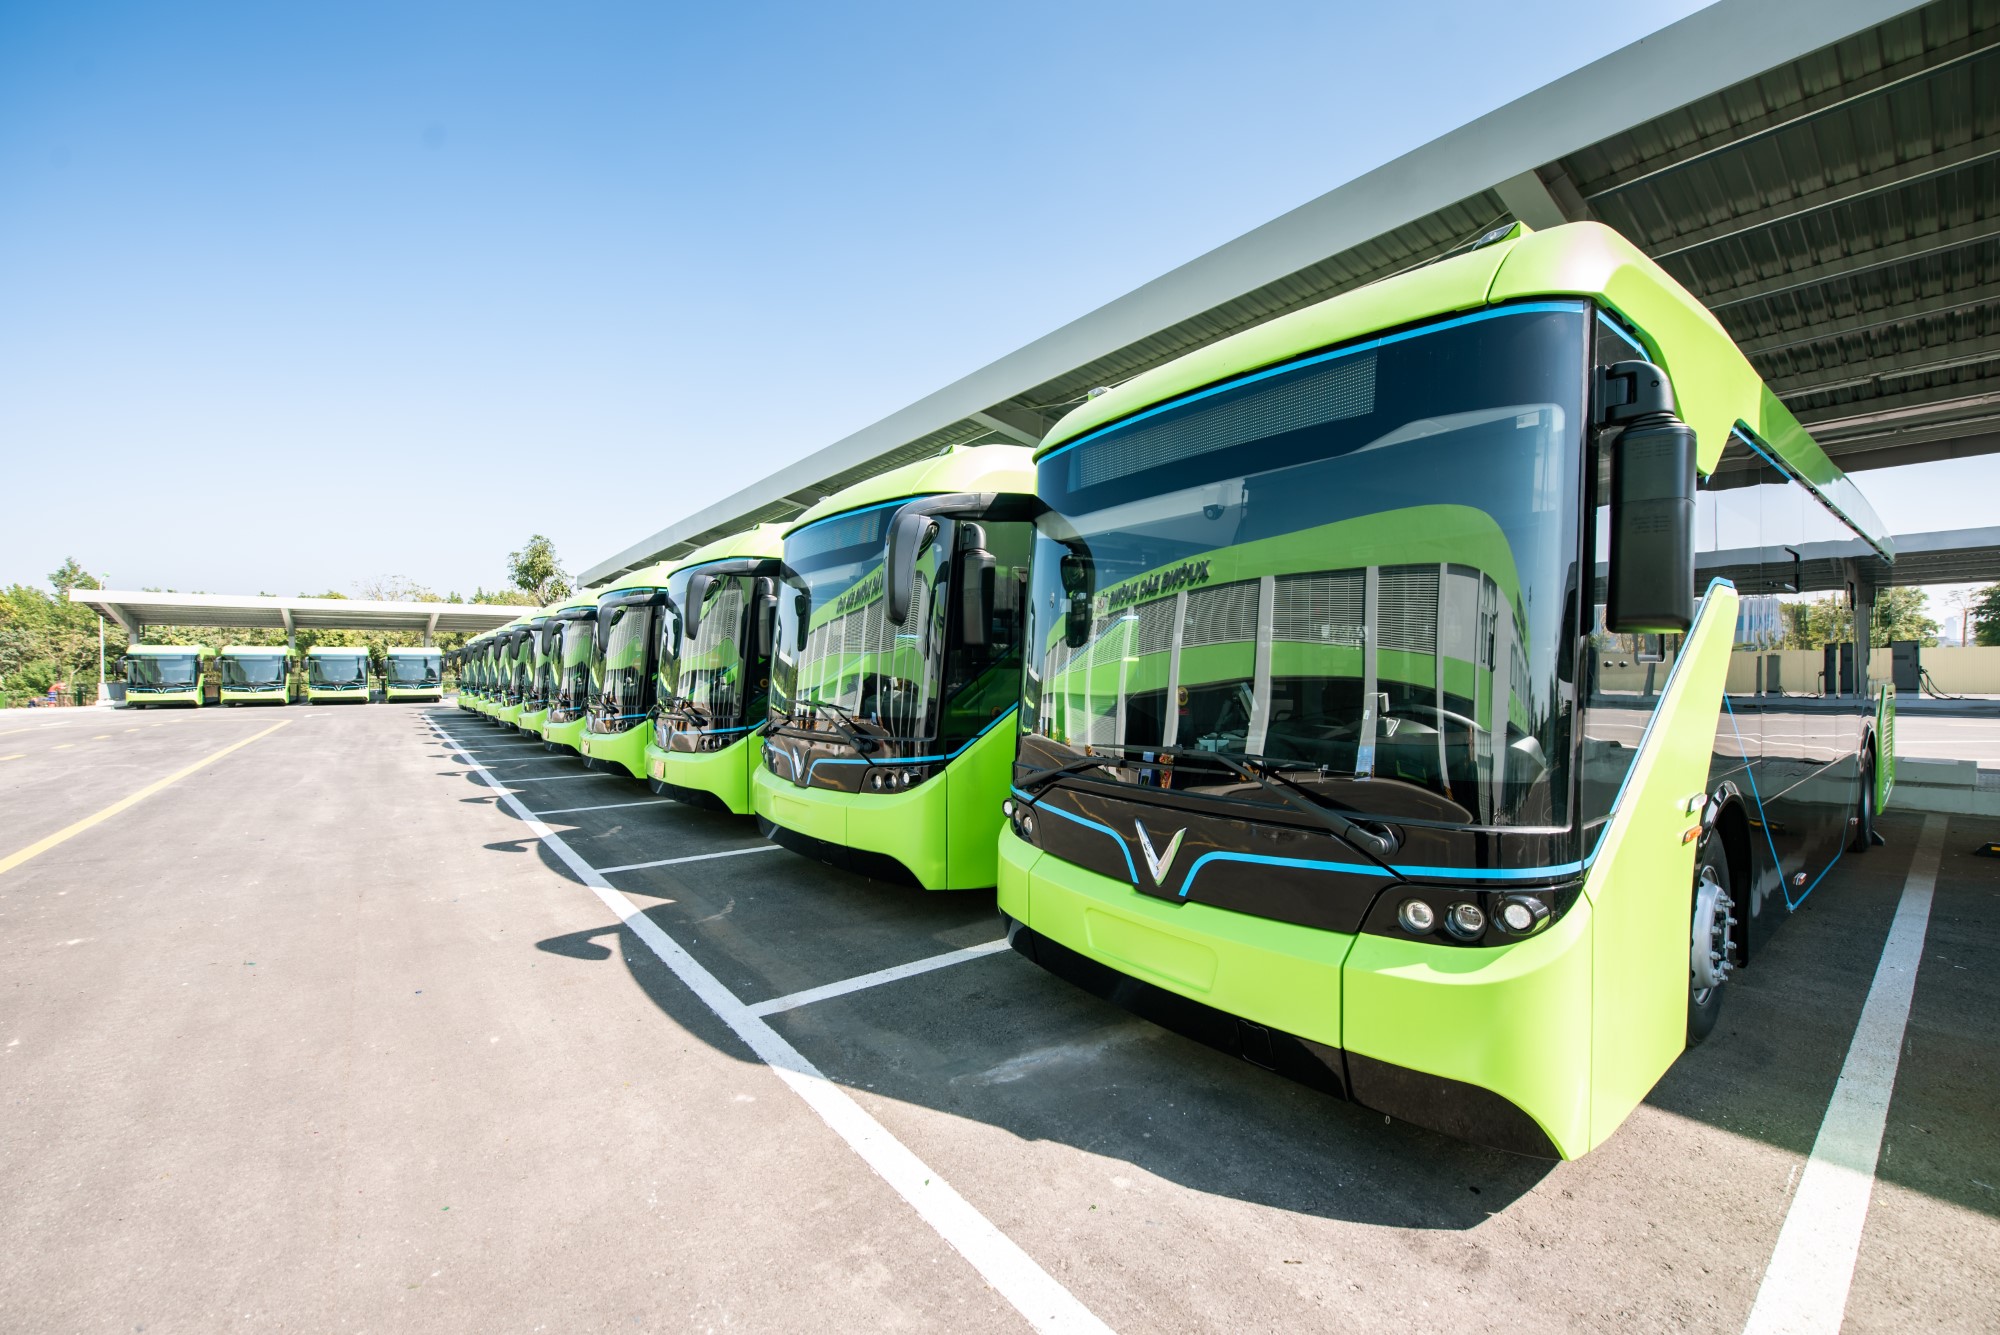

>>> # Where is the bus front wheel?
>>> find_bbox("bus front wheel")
[1688,836,1738,1046]
[1851,745,1877,853]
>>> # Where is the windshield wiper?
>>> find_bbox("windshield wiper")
[1016,752,1129,795]
[799,695,879,757]
[1027,741,1399,864]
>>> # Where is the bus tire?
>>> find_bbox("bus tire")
[1688,835,1736,1046]
[1850,745,1877,853]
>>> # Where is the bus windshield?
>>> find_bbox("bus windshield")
[222,655,287,688]
[308,654,368,687]
[1024,302,1587,828]
[770,503,943,743]
[659,566,761,731]
[591,598,656,730]
[387,655,441,685]
[129,655,200,688]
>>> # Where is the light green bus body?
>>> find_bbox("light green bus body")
[1001,221,1890,1158]
[383,647,444,702]
[218,645,292,705]
[751,444,1037,889]
[542,601,601,754]
[521,598,592,738]
[304,646,372,704]
[644,525,788,814]
[124,644,208,708]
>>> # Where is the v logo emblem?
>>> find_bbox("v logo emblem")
[1133,822,1186,886]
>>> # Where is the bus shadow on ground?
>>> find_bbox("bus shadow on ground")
[429,715,1994,1227]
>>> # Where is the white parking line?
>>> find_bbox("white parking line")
[532,799,677,816]
[426,720,1111,1335]
[1741,813,1947,1335]
[750,940,1012,1018]
[501,772,611,784]
[597,845,787,874]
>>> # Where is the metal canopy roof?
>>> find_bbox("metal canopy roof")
[584,0,1993,586]
[1698,525,2000,593]
[70,590,527,641]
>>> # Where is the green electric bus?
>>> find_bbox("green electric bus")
[643,524,787,813]
[524,595,597,738]
[304,645,372,704]
[384,647,445,703]
[999,221,1895,1160]
[218,646,292,705]
[578,565,674,778]
[543,597,602,755]
[754,443,1037,889]
[472,620,519,720]
[124,644,209,708]
[496,613,550,731]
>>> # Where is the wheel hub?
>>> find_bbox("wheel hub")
[1691,867,1737,995]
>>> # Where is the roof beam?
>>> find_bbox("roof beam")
[1735,293,2000,357]
[1700,218,2000,311]
[1580,33,1998,198]
[1648,137,2000,262]
[967,408,1045,448]
[1494,169,1589,229]
[1774,332,2000,398]
[1800,386,2000,432]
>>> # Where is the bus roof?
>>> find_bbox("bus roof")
[127,644,205,656]
[1038,221,1890,555]
[385,646,441,656]
[305,645,369,656]
[671,522,787,571]
[785,443,1036,536]
[218,645,289,655]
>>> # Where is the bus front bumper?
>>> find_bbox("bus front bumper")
[751,763,955,888]
[579,724,649,779]
[997,826,1588,1159]
[385,687,444,702]
[306,687,369,704]
[648,733,761,815]
[220,689,289,705]
[518,707,551,737]
[544,715,586,753]
[126,689,202,707]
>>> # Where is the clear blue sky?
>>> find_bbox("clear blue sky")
[3,0,1985,605]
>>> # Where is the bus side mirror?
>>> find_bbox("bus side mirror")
[752,577,779,662]
[1060,550,1095,649]
[957,523,995,647]
[684,573,716,641]
[885,507,939,626]
[1601,361,1696,634]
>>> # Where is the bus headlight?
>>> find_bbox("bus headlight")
[1397,899,1436,935]
[1497,895,1552,936]
[1445,903,1486,941]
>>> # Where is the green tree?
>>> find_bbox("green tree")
[506,535,570,604]
[1968,584,2000,648]
[1870,585,1939,647]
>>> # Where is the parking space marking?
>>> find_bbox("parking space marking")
[0,754,21,762]
[532,799,677,817]
[1742,813,1947,1335]
[425,717,1113,1335]
[500,772,612,784]
[749,939,1012,1018]
[597,845,785,874]
[0,719,292,878]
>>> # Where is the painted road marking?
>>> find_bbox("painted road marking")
[501,772,611,784]
[0,719,292,878]
[532,799,677,816]
[596,845,786,875]
[1741,813,1948,1335]
[0,754,21,762]
[750,940,1013,1018]
[427,719,1112,1335]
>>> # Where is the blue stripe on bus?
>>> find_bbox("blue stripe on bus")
[801,706,1018,784]
[1012,785,1138,885]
